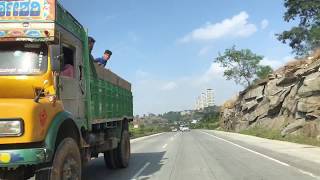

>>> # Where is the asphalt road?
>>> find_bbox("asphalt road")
[82,130,320,180]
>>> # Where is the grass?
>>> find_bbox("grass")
[129,126,170,139]
[240,126,320,147]
[193,121,220,130]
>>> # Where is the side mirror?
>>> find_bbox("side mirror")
[49,45,62,72]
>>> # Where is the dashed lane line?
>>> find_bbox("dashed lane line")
[131,162,151,180]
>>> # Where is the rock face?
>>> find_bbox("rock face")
[220,55,320,138]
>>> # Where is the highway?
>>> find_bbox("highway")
[82,130,320,180]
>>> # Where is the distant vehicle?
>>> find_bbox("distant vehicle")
[172,128,178,132]
[180,126,190,132]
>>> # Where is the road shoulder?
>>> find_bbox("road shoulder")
[201,130,320,178]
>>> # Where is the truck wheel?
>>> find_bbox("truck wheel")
[50,138,81,180]
[104,130,130,169]
[116,130,130,168]
[103,149,118,169]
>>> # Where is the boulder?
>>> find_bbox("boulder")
[276,76,298,86]
[282,84,299,115]
[297,72,320,97]
[306,111,320,120]
[267,87,292,116]
[242,101,258,113]
[254,99,270,118]
[297,96,320,113]
[281,119,305,136]
[243,85,264,101]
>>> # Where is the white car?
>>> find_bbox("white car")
[180,126,190,132]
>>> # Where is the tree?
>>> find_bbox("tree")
[277,0,320,56]
[256,65,273,80]
[215,46,263,87]
[162,111,181,123]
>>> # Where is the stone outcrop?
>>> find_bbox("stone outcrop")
[220,52,320,138]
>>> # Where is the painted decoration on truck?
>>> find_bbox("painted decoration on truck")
[0,152,24,164]
[0,0,56,21]
[0,22,55,41]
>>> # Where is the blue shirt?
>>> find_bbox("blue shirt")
[95,57,108,67]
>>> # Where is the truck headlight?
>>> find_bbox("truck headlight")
[0,119,23,137]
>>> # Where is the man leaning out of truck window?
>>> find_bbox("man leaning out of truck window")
[95,50,112,67]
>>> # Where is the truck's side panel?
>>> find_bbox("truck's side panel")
[90,77,133,122]
[55,2,134,125]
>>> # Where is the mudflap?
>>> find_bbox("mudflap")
[35,167,52,180]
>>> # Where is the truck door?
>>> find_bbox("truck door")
[59,33,86,121]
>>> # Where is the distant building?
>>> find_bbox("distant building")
[206,89,214,107]
[195,89,215,110]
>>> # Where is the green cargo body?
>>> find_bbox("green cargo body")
[90,68,133,122]
[56,4,133,126]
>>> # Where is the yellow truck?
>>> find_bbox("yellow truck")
[0,0,133,179]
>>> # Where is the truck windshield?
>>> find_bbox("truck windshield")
[0,42,48,75]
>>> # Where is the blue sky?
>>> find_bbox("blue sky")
[60,0,296,115]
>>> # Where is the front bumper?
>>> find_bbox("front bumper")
[0,148,52,168]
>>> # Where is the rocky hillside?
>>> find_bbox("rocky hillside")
[220,51,320,139]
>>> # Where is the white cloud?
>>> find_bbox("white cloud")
[132,63,242,115]
[283,56,295,63]
[161,81,178,91]
[180,11,257,43]
[261,56,295,69]
[260,58,283,69]
[135,69,149,78]
[198,63,225,83]
[260,19,269,29]
[198,46,211,56]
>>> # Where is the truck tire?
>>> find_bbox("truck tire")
[50,138,81,180]
[116,130,130,168]
[104,130,130,169]
[103,149,118,169]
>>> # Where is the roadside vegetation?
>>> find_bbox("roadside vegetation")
[240,127,320,147]
[277,0,320,57]
[191,108,220,130]
[215,46,273,87]
[129,124,170,139]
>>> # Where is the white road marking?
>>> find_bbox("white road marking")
[131,162,151,180]
[299,170,318,178]
[201,131,320,179]
[162,144,168,149]
[201,131,289,166]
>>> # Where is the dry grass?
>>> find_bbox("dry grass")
[240,127,320,147]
